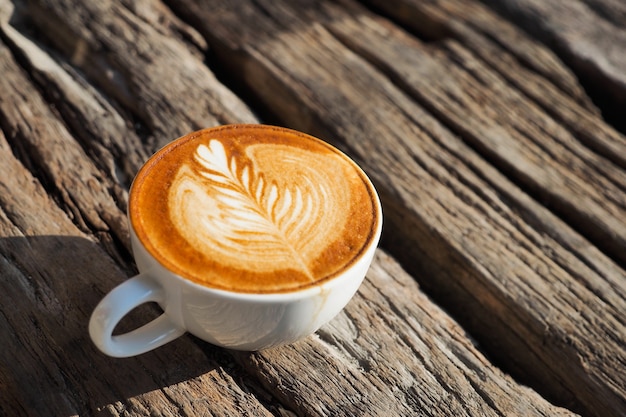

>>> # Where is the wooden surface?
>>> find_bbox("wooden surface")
[0,0,624,416]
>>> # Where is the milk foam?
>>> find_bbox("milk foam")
[168,139,351,279]
[130,125,378,293]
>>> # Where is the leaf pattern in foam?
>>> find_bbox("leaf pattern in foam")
[168,139,344,278]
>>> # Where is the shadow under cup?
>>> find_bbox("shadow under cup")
[89,124,382,357]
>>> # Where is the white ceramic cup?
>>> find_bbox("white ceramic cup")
[89,126,382,358]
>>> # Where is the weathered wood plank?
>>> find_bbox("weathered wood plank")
[361,0,598,114]
[481,0,626,126]
[361,0,626,171]
[15,0,257,149]
[0,0,626,415]
[580,0,626,27]
[234,250,576,417]
[0,0,583,416]
[0,39,129,246]
[1,18,149,189]
[0,125,275,416]
[167,0,626,415]
[326,0,626,267]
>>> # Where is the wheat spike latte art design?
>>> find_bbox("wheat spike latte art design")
[130,125,378,293]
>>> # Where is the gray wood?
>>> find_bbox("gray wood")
[233,250,576,417]
[361,0,599,113]
[12,0,257,148]
[326,1,626,265]
[0,0,624,415]
[167,0,626,414]
[360,0,626,170]
[0,126,275,416]
[580,0,626,27]
[0,103,575,415]
[481,0,626,119]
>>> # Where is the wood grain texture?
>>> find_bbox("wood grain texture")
[234,250,576,417]
[481,0,626,125]
[0,39,574,413]
[361,0,626,172]
[0,128,574,415]
[579,0,626,26]
[15,0,257,148]
[361,0,598,113]
[167,0,626,414]
[0,40,128,244]
[0,0,624,415]
[0,127,275,416]
[325,0,626,266]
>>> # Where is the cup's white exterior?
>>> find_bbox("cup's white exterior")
[89,200,381,357]
[89,124,383,357]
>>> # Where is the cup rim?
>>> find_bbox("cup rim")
[128,123,383,297]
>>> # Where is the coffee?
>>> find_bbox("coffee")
[129,125,379,293]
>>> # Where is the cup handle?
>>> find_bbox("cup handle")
[89,273,185,357]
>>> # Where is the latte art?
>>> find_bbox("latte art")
[169,139,351,279]
[129,125,379,293]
